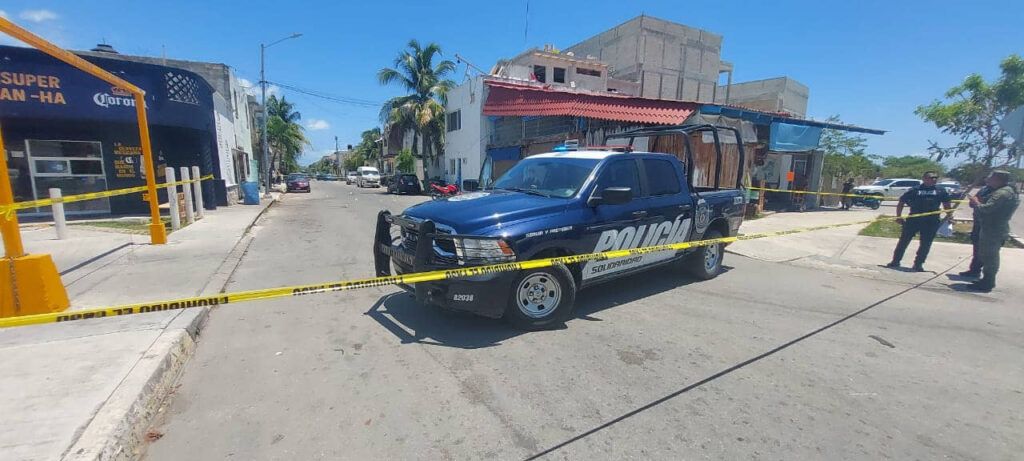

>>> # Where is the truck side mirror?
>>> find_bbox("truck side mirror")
[589,187,633,206]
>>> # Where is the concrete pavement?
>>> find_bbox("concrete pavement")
[0,195,276,461]
[731,205,1024,288]
[144,183,1023,460]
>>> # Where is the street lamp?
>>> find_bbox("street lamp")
[260,32,302,196]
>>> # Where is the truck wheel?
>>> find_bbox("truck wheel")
[505,264,576,330]
[686,230,724,280]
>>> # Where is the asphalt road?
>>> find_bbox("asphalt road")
[144,181,1023,460]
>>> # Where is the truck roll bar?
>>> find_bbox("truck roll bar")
[604,124,746,191]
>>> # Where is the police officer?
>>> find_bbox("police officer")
[965,170,1020,292]
[958,184,993,278]
[885,171,952,272]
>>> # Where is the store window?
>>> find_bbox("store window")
[26,140,110,214]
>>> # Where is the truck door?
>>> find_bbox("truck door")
[638,157,694,258]
[580,158,652,282]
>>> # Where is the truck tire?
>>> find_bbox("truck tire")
[686,230,724,280]
[505,264,576,330]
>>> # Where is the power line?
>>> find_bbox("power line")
[266,80,382,108]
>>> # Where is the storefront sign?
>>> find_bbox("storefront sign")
[113,143,141,178]
[0,46,213,130]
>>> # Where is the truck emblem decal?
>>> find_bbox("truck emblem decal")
[694,199,711,234]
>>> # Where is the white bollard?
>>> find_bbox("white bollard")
[180,167,195,225]
[165,167,180,231]
[49,188,68,240]
[191,165,205,219]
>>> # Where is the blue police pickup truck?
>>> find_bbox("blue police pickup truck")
[374,125,747,329]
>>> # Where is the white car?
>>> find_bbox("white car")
[852,178,922,200]
[345,172,358,185]
[356,167,381,188]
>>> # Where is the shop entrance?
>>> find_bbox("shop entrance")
[25,139,110,214]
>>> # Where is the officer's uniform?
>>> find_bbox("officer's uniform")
[965,186,993,274]
[890,184,950,267]
[973,185,1020,288]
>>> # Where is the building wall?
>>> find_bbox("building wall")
[504,51,611,93]
[565,15,724,102]
[443,76,486,187]
[77,50,259,188]
[716,77,809,117]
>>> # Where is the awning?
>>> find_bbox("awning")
[700,104,886,135]
[483,80,696,125]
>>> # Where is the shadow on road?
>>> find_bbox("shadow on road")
[364,264,728,349]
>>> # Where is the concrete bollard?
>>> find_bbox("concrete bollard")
[180,167,195,225]
[48,188,68,240]
[191,165,204,219]
[165,167,180,231]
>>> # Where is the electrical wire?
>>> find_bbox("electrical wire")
[266,80,382,108]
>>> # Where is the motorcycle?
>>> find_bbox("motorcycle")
[851,193,882,210]
[430,182,460,200]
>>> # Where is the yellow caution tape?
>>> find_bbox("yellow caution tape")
[0,208,952,329]
[0,175,214,218]
[746,185,968,203]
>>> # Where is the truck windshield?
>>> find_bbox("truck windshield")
[492,157,599,198]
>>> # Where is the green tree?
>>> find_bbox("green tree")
[879,156,945,179]
[916,54,1024,167]
[396,148,415,173]
[820,115,880,180]
[343,151,366,172]
[378,40,455,170]
[264,95,309,175]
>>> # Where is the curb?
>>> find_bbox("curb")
[58,199,275,461]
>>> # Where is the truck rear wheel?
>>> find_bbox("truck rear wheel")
[686,230,724,280]
[505,264,576,330]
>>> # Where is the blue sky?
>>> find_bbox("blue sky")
[2,1,1022,166]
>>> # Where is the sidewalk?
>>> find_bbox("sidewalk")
[729,207,1024,291]
[0,195,277,461]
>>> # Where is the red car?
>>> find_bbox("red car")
[286,174,311,193]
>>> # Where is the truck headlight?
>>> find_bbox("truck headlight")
[455,238,515,263]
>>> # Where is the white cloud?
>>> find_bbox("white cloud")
[237,78,280,98]
[19,9,58,23]
[306,119,330,131]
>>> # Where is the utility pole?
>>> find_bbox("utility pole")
[259,33,302,196]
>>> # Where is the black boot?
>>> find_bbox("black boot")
[885,261,900,269]
[958,270,981,278]
[911,264,925,272]
[965,280,994,292]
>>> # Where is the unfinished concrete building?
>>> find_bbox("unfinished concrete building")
[566,15,808,117]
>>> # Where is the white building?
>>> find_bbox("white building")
[442,75,487,186]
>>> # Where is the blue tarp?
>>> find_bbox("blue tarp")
[769,122,823,152]
[487,146,521,161]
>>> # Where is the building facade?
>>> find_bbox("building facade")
[0,45,220,216]
[78,46,260,203]
[565,15,808,117]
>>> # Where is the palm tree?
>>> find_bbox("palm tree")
[359,127,383,162]
[378,40,455,172]
[264,95,308,175]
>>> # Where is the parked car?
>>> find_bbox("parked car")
[315,174,328,181]
[356,166,381,188]
[388,174,422,195]
[937,181,965,200]
[346,172,358,184]
[285,174,311,193]
[373,124,747,330]
[852,178,921,200]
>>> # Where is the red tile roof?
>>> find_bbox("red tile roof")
[482,80,697,125]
